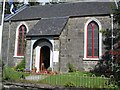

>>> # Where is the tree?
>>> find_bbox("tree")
[112,2,120,86]
[4,1,40,15]
[92,2,120,86]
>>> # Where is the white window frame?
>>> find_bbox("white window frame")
[14,22,29,58]
[83,17,102,60]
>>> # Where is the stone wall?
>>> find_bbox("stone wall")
[2,20,39,66]
[53,38,60,71]
[2,22,9,65]
[59,16,111,72]
[2,15,111,71]
[25,39,31,71]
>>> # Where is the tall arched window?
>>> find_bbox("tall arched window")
[87,21,99,58]
[17,24,27,56]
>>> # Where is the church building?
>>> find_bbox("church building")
[3,2,115,72]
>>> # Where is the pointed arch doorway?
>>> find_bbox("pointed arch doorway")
[40,46,50,71]
[32,38,53,73]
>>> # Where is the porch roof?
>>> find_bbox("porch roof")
[26,17,68,37]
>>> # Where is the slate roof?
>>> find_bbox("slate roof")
[4,5,28,22]
[26,18,68,37]
[6,2,115,37]
[5,2,115,21]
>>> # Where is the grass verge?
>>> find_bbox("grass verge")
[3,66,30,82]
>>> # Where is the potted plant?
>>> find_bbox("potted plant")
[47,67,52,74]
[32,66,37,74]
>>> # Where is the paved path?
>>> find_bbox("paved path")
[25,75,48,81]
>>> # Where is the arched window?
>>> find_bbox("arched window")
[84,18,102,60]
[17,24,27,56]
[87,21,99,58]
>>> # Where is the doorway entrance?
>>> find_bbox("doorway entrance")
[40,46,50,71]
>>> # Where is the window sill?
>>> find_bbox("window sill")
[83,58,99,60]
[13,55,24,58]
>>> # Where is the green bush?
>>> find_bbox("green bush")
[3,66,29,81]
[67,63,76,72]
[15,58,25,72]
[64,82,76,87]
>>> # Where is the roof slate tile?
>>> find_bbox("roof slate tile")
[26,18,68,36]
[6,2,115,21]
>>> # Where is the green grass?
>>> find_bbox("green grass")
[3,67,119,89]
[40,71,115,88]
[3,66,30,82]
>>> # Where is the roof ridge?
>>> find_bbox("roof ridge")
[28,2,113,7]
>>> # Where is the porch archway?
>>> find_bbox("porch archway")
[40,46,50,71]
[32,38,53,72]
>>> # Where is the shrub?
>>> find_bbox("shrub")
[64,82,76,87]
[47,67,52,71]
[3,67,11,80]
[92,62,112,77]
[113,66,120,87]
[3,66,29,81]
[67,63,76,72]
[15,58,25,72]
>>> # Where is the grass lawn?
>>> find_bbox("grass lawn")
[3,67,119,89]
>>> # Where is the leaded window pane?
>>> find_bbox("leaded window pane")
[87,23,92,56]
[87,21,99,58]
[17,25,27,56]
[93,22,99,57]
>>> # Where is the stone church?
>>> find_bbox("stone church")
[3,2,115,72]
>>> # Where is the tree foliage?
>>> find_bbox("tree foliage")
[5,1,39,15]
[92,2,120,86]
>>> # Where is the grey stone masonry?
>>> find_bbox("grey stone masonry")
[2,15,111,72]
[2,22,11,66]
[59,16,111,72]
[25,39,31,71]
[53,38,60,72]
[59,17,84,72]
[2,20,39,67]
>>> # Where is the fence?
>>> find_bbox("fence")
[34,73,119,89]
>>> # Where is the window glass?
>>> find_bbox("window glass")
[87,21,99,58]
[17,25,27,56]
